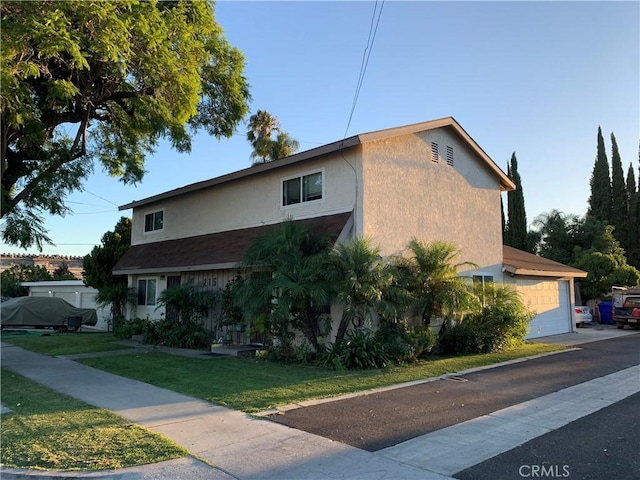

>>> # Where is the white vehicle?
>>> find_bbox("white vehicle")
[574,306,593,327]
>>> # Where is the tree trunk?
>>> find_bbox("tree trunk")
[335,315,350,344]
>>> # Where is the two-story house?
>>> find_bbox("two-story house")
[113,117,586,339]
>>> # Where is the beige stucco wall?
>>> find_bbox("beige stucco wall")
[130,154,358,246]
[360,127,504,276]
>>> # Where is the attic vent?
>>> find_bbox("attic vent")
[446,146,454,166]
[431,142,439,163]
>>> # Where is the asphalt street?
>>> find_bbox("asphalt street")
[455,391,640,480]
[268,335,640,452]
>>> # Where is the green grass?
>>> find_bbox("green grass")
[78,342,564,414]
[1,331,131,356]
[0,368,188,471]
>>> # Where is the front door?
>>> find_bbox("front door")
[166,275,181,322]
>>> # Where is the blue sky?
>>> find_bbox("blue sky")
[3,0,639,257]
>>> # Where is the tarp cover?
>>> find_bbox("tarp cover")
[1,296,98,328]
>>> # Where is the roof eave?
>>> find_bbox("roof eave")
[119,116,514,210]
[503,264,588,278]
[119,136,362,211]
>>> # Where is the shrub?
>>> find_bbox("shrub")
[440,300,533,355]
[156,279,219,324]
[439,321,498,354]
[321,330,390,370]
[404,325,437,358]
[143,318,213,350]
[375,322,437,364]
[113,317,149,339]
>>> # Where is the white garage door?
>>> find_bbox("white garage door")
[516,279,572,339]
[54,291,76,305]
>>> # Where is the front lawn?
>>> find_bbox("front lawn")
[1,331,131,356]
[78,342,565,413]
[0,369,188,471]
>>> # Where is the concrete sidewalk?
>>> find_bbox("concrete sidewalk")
[1,329,639,479]
[0,342,451,480]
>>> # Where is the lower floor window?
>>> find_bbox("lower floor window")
[473,274,494,305]
[473,274,494,287]
[137,279,157,306]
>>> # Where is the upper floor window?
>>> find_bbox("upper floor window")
[282,171,323,206]
[137,278,157,306]
[144,210,164,232]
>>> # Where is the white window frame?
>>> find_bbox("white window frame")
[281,169,325,209]
[471,272,495,306]
[143,209,164,234]
[137,278,157,306]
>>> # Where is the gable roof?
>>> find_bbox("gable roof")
[112,212,352,275]
[502,245,588,278]
[119,117,515,211]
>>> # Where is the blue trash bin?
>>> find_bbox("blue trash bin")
[598,301,613,324]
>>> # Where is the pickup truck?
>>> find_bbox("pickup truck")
[612,286,640,329]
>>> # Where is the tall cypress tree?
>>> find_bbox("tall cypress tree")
[587,127,612,223]
[625,162,639,268]
[501,195,506,244]
[503,163,512,246]
[610,133,626,243]
[505,152,528,251]
[637,144,640,268]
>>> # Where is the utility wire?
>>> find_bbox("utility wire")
[84,189,120,207]
[66,201,119,209]
[343,0,385,139]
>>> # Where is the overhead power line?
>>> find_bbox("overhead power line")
[344,0,385,139]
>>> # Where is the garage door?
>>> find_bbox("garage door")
[516,279,572,339]
[53,291,76,305]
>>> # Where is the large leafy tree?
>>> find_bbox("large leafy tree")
[246,110,299,164]
[504,152,528,251]
[1,0,250,249]
[587,127,612,223]
[52,261,77,280]
[532,210,639,300]
[0,264,52,297]
[83,217,132,324]
[575,252,640,301]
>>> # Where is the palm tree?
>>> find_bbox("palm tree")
[329,237,392,343]
[235,220,334,353]
[268,132,299,161]
[247,110,280,163]
[393,239,477,337]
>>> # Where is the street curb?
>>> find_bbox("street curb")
[253,346,580,416]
